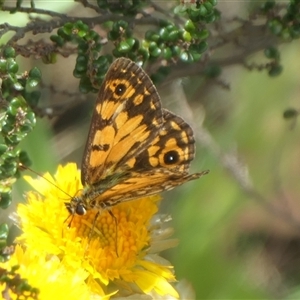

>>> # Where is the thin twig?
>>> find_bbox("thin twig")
[1,5,69,18]
[75,0,104,14]
[1,8,161,44]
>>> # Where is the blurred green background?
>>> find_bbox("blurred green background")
[2,1,300,299]
[168,42,300,299]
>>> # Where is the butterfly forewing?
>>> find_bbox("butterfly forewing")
[81,58,164,185]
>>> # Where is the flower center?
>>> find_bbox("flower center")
[71,205,149,279]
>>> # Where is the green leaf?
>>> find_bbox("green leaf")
[137,47,149,61]
[268,64,283,76]
[180,51,189,62]
[25,91,41,107]
[199,4,208,16]
[50,35,65,46]
[162,47,172,59]
[117,41,131,53]
[264,46,280,60]
[3,47,16,58]
[0,223,9,240]
[268,19,283,35]
[63,22,74,35]
[6,58,18,73]
[0,145,8,156]
[27,79,39,88]
[0,58,6,71]
[168,29,180,41]
[25,111,36,126]
[184,19,196,32]
[182,30,192,42]
[28,67,42,81]
[145,30,160,42]
[0,192,12,209]
[13,81,24,91]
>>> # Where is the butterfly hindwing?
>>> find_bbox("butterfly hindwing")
[91,108,207,206]
[134,109,196,174]
[97,170,207,206]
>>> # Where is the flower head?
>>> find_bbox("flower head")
[3,163,180,299]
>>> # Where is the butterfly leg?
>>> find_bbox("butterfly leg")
[107,209,119,257]
[88,210,100,241]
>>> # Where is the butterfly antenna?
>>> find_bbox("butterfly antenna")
[19,163,74,199]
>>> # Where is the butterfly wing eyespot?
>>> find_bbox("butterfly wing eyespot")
[114,83,127,96]
[133,109,196,174]
[163,150,180,165]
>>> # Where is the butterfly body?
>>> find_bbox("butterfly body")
[66,58,208,216]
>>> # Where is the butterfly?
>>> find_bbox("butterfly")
[66,58,208,216]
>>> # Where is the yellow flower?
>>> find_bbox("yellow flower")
[0,245,92,300]
[4,163,179,299]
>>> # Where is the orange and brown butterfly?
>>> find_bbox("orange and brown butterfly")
[66,57,208,216]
